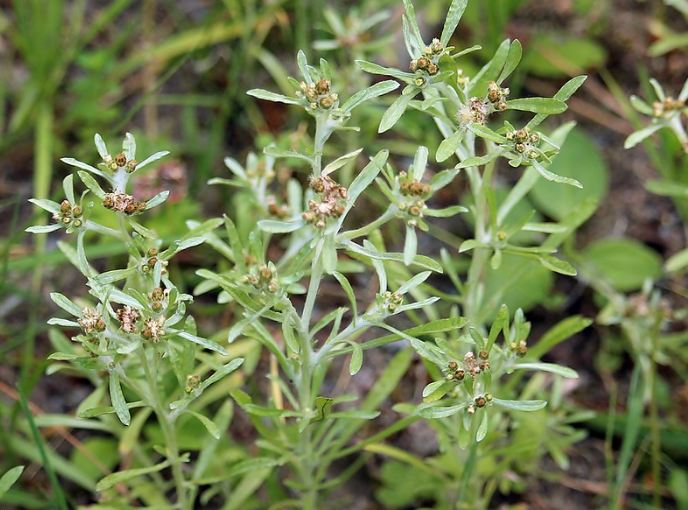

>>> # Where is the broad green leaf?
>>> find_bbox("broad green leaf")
[507,98,566,114]
[108,372,130,426]
[583,237,662,291]
[246,88,300,105]
[538,254,577,276]
[530,129,608,220]
[0,466,24,498]
[492,398,546,412]
[526,35,606,78]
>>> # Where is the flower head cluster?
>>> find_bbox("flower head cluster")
[103,192,147,215]
[458,82,510,127]
[302,175,347,229]
[101,151,137,173]
[297,79,339,112]
[446,351,490,381]
[409,38,449,87]
[116,306,140,333]
[142,315,165,342]
[53,199,85,229]
[380,290,404,313]
[241,263,279,294]
[652,96,685,118]
[505,127,542,161]
[79,307,105,335]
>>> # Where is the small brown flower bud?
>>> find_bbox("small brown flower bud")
[409,59,418,72]
[115,153,127,167]
[315,79,330,95]
[478,350,489,360]
[103,196,114,209]
[72,206,82,217]
[417,57,430,69]
[60,200,71,213]
[448,360,458,370]
[126,160,137,172]
[427,63,438,75]
[514,129,528,142]
[185,374,201,393]
[475,396,487,408]
[515,143,525,153]
[454,369,465,380]
[148,247,158,256]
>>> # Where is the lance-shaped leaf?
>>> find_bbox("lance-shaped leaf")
[94,133,109,160]
[341,80,399,112]
[78,171,106,199]
[436,129,465,162]
[513,362,579,378]
[145,191,170,210]
[492,398,547,412]
[507,98,567,114]
[532,160,582,188]
[379,93,415,133]
[624,123,665,149]
[323,148,362,175]
[109,372,131,426]
[356,60,415,81]
[135,151,169,171]
[247,89,301,105]
[440,0,468,47]
[61,157,108,178]
[173,330,228,355]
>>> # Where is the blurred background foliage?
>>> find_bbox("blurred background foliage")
[1,0,688,508]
